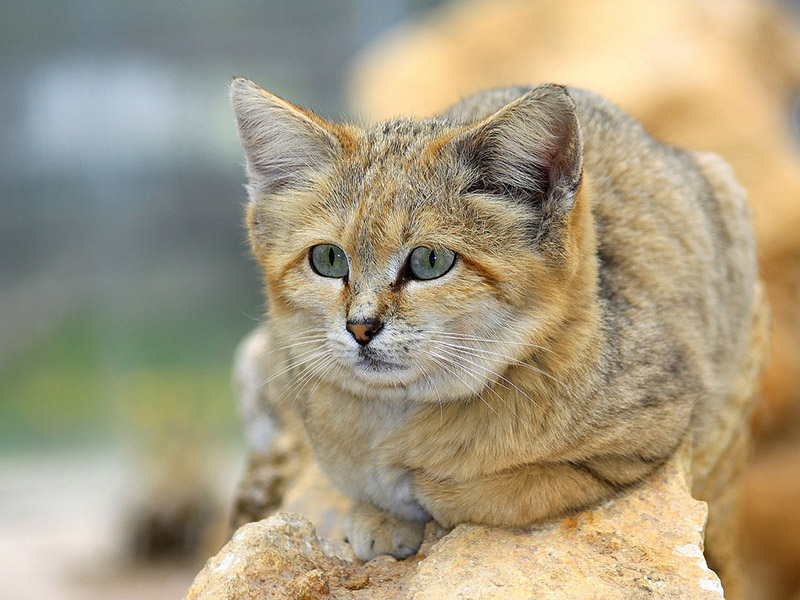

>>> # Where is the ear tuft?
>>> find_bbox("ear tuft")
[230,78,342,195]
[458,84,583,215]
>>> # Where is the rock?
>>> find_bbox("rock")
[184,513,428,600]
[406,449,722,599]
[185,514,365,600]
[184,448,725,599]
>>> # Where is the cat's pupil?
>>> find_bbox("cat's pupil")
[328,247,335,265]
[428,250,436,268]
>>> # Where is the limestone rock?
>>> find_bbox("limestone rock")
[406,451,722,599]
[184,449,725,599]
[184,512,429,600]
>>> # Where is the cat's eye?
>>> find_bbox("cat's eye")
[310,244,349,278]
[407,246,456,280]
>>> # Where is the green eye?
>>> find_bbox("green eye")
[408,246,456,280]
[310,244,349,278]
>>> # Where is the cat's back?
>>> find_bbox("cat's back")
[569,87,757,385]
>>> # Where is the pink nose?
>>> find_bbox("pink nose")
[346,319,383,345]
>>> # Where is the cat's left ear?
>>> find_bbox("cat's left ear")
[230,77,347,196]
[456,84,583,217]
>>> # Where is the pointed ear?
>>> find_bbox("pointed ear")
[456,85,582,217]
[230,77,344,195]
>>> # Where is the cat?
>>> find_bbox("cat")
[229,77,768,598]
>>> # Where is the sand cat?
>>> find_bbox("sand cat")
[230,77,768,598]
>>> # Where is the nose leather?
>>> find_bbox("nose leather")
[346,319,383,345]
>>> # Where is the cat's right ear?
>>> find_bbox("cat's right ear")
[230,77,345,195]
[454,85,583,219]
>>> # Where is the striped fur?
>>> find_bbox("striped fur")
[230,78,767,595]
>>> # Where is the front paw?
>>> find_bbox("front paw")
[344,502,425,561]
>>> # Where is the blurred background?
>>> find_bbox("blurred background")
[1,1,799,599]
[0,1,443,599]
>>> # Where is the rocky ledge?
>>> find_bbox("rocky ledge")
[184,447,724,599]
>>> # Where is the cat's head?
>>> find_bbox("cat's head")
[231,78,592,403]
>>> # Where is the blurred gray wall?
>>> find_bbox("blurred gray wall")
[0,0,442,447]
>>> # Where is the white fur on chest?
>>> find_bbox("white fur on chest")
[302,387,430,522]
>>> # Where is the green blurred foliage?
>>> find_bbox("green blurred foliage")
[0,308,251,451]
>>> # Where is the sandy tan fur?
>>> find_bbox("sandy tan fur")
[230,77,767,596]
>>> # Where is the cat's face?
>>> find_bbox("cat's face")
[232,79,585,403]
[252,133,545,402]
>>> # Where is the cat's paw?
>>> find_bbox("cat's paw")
[344,502,425,561]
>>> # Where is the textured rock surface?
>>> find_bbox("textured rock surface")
[184,448,725,599]
[184,513,429,600]
[406,451,722,599]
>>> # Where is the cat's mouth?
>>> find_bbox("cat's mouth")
[348,347,416,385]
[356,350,404,372]
[332,345,439,398]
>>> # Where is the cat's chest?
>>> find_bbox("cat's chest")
[299,385,428,522]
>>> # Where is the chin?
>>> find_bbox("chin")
[328,362,486,405]
[318,358,417,401]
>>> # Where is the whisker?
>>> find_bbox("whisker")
[426,328,565,360]
[257,347,328,391]
[237,307,267,324]
[305,358,342,403]
[432,338,574,395]
[288,354,338,406]
[418,348,499,416]
[265,334,328,356]
[280,348,335,399]
[432,346,516,396]
[409,355,444,420]
[276,361,326,407]
[430,345,526,415]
